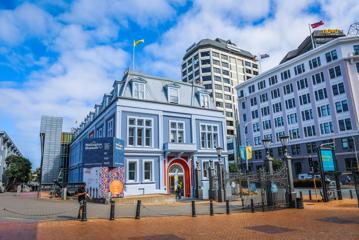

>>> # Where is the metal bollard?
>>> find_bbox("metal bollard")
[300,191,303,201]
[109,200,115,221]
[261,201,264,212]
[241,198,244,207]
[135,200,141,220]
[350,189,353,199]
[226,200,230,215]
[250,199,255,213]
[192,200,196,217]
[210,200,214,216]
[81,199,87,221]
[309,190,312,200]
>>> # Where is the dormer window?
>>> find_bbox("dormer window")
[168,88,179,104]
[133,82,145,99]
[200,93,209,108]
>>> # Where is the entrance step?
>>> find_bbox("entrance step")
[114,194,176,204]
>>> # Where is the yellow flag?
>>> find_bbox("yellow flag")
[134,39,144,47]
[246,146,252,160]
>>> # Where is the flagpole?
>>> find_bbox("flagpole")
[308,24,316,49]
[132,41,135,70]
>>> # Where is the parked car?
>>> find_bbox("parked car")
[297,173,312,180]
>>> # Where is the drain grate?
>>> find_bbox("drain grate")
[129,234,184,240]
[245,225,294,234]
[319,217,359,224]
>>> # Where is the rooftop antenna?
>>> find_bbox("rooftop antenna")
[347,22,359,36]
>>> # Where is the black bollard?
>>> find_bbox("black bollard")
[135,200,141,220]
[309,190,312,200]
[241,198,244,207]
[81,199,87,221]
[250,199,255,213]
[192,200,196,217]
[300,191,303,201]
[350,189,353,199]
[109,200,115,221]
[226,200,230,215]
[210,200,214,216]
[261,201,264,212]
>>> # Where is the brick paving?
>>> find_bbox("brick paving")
[0,199,358,240]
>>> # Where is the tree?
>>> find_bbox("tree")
[272,158,284,171]
[4,155,32,191]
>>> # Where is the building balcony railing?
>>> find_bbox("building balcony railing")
[163,142,197,152]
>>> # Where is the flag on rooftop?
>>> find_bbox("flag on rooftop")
[134,39,145,47]
[311,20,324,29]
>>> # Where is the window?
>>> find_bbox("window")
[273,102,282,113]
[338,118,352,131]
[317,104,331,117]
[294,63,305,75]
[309,56,321,69]
[223,78,230,84]
[222,62,229,68]
[291,144,301,155]
[285,98,296,109]
[253,123,260,132]
[271,89,280,99]
[214,76,221,82]
[325,50,338,62]
[283,83,294,94]
[225,103,232,109]
[204,84,212,90]
[96,127,103,138]
[224,86,231,92]
[250,97,257,106]
[304,125,316,137]
[274,116,284,127]
[356,63,359,73]
[342,138,354,150]
[354,45,359,55]
[312,72,324,85]
[289,128,300,139]
[254,137,261,146]
[128,117,152,147]
[224,94,231,101]
[212,52,220,58]
[287,113,297,125]
[202,67,211,73]
[201,94,209,108]
[248,85,255,93]
[215,84,222,90]
[301,109,313,121]
[143,160,153,181]
[245,61,251,67]
[187,58,192,65]
[258,80,266,90]
[202,75,211,81]
[128,161,137,182]
[133,82,145,99]
[202,161,209,178]
[263,120,271,130]
[254,150,262,160]
[213,59,220,65]
[200,124,219,149]
[345,158,357,171]
[307,142,317,154]
[201,59,211,65]
[281,70,291,80]
[251,110,258,119]
[201,51,210,57]
[213,67,221,73]
[320,122,334,135]
[261,106,270,116]
[215,92,223,98]
[221,54,228,60]
[222,70,230,76]
[332,82,345,96]
[107,119,114,137]
[168,88,179,104]
[297,78,308,90]
[294,162,302,175]
[260,93,268,103]
[329,66,341,79]
[299,93,311,105]
[276,131,285,142]
[188,66,193,72]
[269,75,278,85]
[170,121,184,143]
[315,88,327,101]
[335,100,349,113]
[216,101,223,108]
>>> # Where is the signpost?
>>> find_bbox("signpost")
[318,147,335,202]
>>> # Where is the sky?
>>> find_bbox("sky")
[0,0,358,168]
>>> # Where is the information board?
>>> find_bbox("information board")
[320,149,335,172]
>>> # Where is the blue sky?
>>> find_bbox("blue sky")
[0,0,358,168]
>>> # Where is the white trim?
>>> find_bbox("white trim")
[126,116,154,148]
[168,87,180,104]
[126,159,139,183]
[132,81,145,99]
[199,123,220,149]
[142,159,155,182]
[169,120,185,144]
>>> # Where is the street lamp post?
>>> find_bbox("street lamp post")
[208,159,215,200]
[216,146,225,202]
[263,138,273,206]
[280,135,296,208]
[38,133,45,198]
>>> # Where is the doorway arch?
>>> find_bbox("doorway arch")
[167,158,190,197]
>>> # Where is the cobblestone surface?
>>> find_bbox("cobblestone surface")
[1,199,358,240]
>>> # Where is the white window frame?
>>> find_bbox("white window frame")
[200,123,219,149]
[200,94,209,108]
[107,119,114,137]
[127,159,139,183]
[142,159,154,182]
[127,116,153,148]
[169,120,185,143]
[202,161,210,179]
[168,87,179,104]
[132,82,145,99]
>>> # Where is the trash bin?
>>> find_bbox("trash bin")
[296,197,304,209]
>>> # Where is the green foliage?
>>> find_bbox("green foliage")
[229,163,238,173]
[272,158,284,171]
[4,155,32,190]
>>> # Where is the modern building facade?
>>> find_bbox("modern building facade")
[0,131,22,185]
[69,71,228,199]
[40,116,63,185]
[59,132,73,186]
[181,38,258,137]
[236,34,359,176]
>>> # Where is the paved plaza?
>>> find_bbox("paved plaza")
[0,193,359,240]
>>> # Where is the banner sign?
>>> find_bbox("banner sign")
[320,148,335,172]
[240,147,246,161]
[246,146,253,160]
[83,138,124,168]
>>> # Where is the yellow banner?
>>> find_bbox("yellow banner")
[246,146,252,160]
[134,39,144,47]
